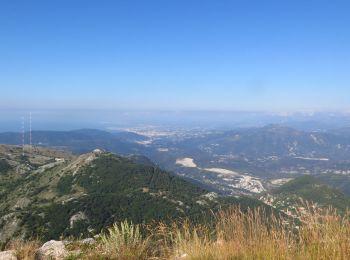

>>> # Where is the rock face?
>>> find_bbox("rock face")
[69,211,88,228]
[0,250,17,260]
[35,240,67,260]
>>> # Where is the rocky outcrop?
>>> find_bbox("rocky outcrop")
[69,211,88,228]
[35,240,67,260]
[0,250,17,260]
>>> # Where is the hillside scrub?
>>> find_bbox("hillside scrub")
[4,205,350,260]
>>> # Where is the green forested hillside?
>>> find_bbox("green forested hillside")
[0,145,267,244]
[21,153,216,240]
[270,175,350,213]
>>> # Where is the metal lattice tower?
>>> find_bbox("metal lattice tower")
[21,116,25,156]
[29,112,32,153]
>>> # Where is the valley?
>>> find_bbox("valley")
[2,125,350,198]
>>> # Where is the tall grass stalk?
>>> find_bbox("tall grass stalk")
[97,220,149,259]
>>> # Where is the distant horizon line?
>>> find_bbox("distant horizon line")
[2,108,350,115]
[1,122,350,133]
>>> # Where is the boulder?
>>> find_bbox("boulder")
[35,240,67,260]
[0,250,17,260]
[81,238,95,245]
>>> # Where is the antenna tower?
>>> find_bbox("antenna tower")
[29,112,32,153]
[21,116,25,156]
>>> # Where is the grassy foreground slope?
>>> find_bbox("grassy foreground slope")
[4,206,350,259]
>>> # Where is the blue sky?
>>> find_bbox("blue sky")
[1,0,350,112]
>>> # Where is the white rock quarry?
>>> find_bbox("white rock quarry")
[229,175,265,193]
[175,158,197,168]
[174,159,264,194]
[203,168,239,176]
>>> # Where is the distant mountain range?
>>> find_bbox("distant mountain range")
[2,125,350,160]
[0,129,146,154]
[167,124,350,162]
[1,125,350,198]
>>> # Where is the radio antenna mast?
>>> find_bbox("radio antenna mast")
[29,112,32,153]
[21,116,25,157]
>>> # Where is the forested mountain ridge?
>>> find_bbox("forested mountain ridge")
[0,145,266,245]
[260,175,350,216]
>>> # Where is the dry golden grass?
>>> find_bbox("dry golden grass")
[3,205,350,260]
[5,239,41,260]
[297,206,350,260]
[178,207,348,259]
[155,207,293,260]
[152,205,350,259]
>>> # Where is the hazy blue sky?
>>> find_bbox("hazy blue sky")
[1,0,350,112]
